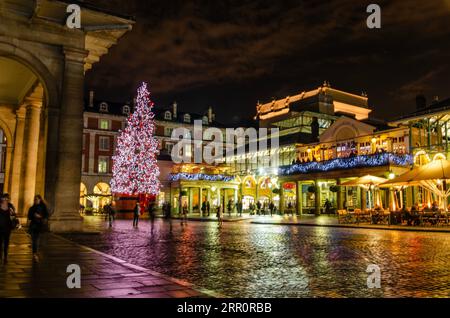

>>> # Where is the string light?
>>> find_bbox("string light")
[280,153,412,175]
[169,173,235,182]
[111,82,161,195]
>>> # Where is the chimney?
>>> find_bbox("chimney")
[415,94,426,110]
[208,106,213,123]
[172,101,177,118]
[89,90,94,107]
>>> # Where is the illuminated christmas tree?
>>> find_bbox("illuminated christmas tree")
[111,82,161,195]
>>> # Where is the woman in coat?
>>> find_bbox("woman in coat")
[27,195,49,261]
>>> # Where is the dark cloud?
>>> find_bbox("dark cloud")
[84,0,450,124]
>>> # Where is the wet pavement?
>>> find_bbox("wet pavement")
[63,217,450,298]
[0,230,213,298]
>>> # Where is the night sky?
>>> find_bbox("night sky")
[84,0,450,125]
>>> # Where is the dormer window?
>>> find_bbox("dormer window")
[164,111,172,120]
[122,105,130,115]
[99,102,108,112]
[202,116,208,125]
[184,113,191,123]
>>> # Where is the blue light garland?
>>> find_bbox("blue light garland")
[169,173,235,182]
[279,153,413,176]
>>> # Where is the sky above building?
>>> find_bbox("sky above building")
[83,0,450,125]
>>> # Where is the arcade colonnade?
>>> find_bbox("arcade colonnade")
[0,1,133,231]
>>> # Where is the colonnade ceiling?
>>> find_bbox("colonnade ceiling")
[0,56,38,105]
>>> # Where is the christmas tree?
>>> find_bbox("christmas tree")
[111,82,161,195]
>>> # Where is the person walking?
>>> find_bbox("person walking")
[182,202,188,224]
[148,201,156,229]
[206,201,210,217]
[236,199,243,217]
[269,201,274,216]
[201,200,207,217]
[133,202,141,228]
[216,205,223,226]
[0,194,16,265]
[27,195,49,262]
[105,202,116,227]
[227,199,233,217]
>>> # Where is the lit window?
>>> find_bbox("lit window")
[99,119,109,130]
[123,105,130,115]
[164,111,172,120]
[184,113,191,123]
[98,156,109,173]
[99,102,108,112]
[99,136,110,151]
[164,127,174,137]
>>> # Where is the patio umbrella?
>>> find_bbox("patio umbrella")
[381,158,450,210]
[341,175,387,209]
[341,175,388,187]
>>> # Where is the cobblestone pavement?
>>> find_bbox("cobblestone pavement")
[0,230,214,298]
[63,217,450,298]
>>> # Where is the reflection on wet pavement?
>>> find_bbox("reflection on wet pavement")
[64,217,450,297]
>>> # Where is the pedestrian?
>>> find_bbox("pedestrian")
[227,199,233,217]
[105,201,115,227]
[148,201,156,227]
[2,193,16,215]
[206,201,210,216]
[201,200,207,217]
[256,201,261,215]
[269,201,274,216]
[182,202,188,224]
[0,194,16,265]
[27,195,49,262]
[133,202,141,227]
[216,205,223,226]
[236,199,243,217]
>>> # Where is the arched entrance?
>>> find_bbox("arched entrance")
[0,55,49,214]
[93,182,112,212]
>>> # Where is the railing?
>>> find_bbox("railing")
[279,152,413,176]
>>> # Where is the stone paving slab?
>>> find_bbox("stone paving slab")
[0,230,220,298]
[251,215,450,232]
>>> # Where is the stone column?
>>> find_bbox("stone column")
[336,179,343,210]
[361,188,367,211]
[9,106,26,211]
[21,104,42,214]
[44,107,60,210]
[315,181,321,215]
[49,47,87,232]
[280,182,285,213]
[296,181,302,215]
[3,146,13,194]
[188,188,193,213]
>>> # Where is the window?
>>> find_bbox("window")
[183,113,191,123]
[99,119,109,130]
[202,116,208,125]
[165,143,173,154]
[99,136,110,151]
[99,102,108,112]
[164,127,174,137]
[164,111,172,120]
[98,156,109,173]
[123,105,130,115]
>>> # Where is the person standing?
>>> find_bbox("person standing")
[133,202,141,228]
[206,201,211,217]
[27,195,49,262]
[148,201,156,228]
[0,195,15,264]
[201,200,207,217]
[237,199,243,217]
[227,199,233,217]
[182,202,188,224]
[216,205,223,226]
